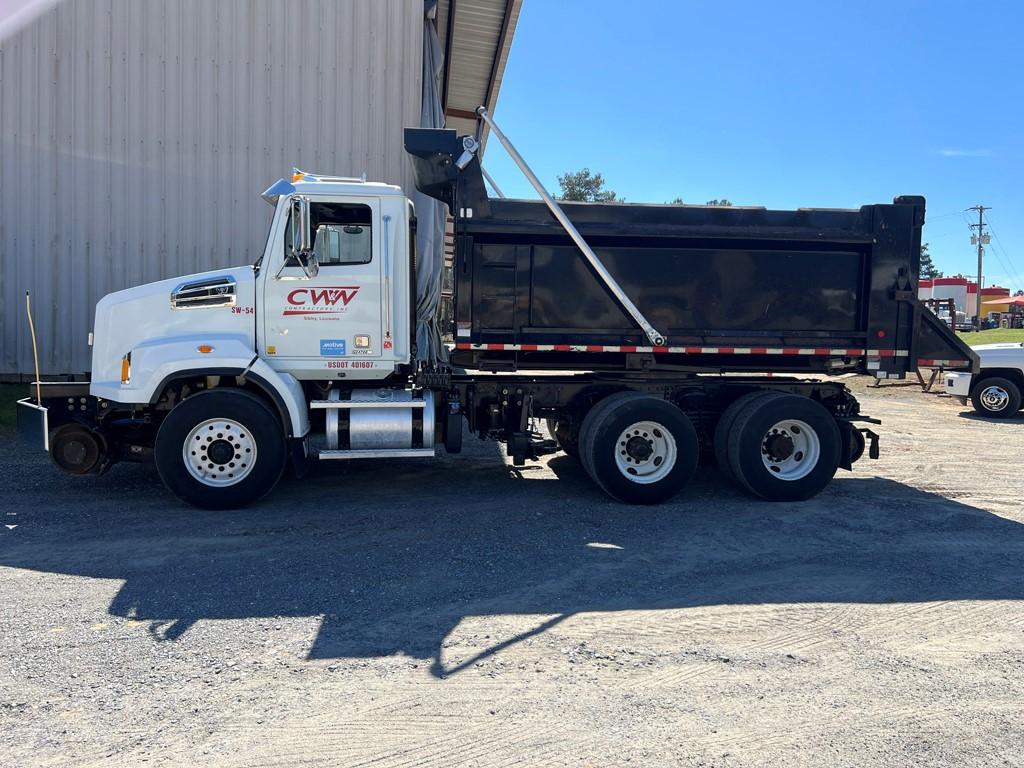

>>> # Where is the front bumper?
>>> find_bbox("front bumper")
[945,371,972,404]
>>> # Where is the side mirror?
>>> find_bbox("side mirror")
[281,196,319,279]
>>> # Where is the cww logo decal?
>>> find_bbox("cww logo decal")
[283,286,360,316]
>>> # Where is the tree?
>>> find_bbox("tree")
[1015,289,1024,297]
[919,242,942,279]
[556,168,619,202]
[667,197,732,206]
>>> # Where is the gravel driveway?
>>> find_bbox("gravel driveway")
[1,384,1022,767]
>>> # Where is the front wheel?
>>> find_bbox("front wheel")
[154,389,287,510]
[970,377,1022,418]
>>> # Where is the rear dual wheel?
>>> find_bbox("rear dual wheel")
[579,392,699,504]
[718,392,841,501]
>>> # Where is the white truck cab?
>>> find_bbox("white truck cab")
[945,342,1024,417]
[20,170,435,509]
[256,174,414,382]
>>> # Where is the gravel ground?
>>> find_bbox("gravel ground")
[1,382,1022,767]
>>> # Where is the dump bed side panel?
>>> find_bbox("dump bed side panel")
[452,199,944,376]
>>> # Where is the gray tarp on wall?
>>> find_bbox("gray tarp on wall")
[414,0,448,364]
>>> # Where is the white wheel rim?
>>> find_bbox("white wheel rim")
[614,420,677,484]
[183,418,257,487]
[760,419,820,481]
[980,385,1009,411]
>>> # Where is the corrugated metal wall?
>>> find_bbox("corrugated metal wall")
[0,0,422,376]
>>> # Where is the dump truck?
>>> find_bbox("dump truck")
[17,108,977,509]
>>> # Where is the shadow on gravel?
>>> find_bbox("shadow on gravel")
[956,410,1024,423]
[2,443,1024,678]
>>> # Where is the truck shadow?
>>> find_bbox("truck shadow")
[956,410,1024,423]
[2,440,1023,678]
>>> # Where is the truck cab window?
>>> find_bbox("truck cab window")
[283,202,373,267]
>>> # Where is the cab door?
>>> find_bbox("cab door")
[263,197,383,367]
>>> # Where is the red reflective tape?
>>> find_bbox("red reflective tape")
[783,347,800,355]
[751,347,768,354]
[520,344,538,351]
[877,349,896,357]
[486,344,504,351]
[455,343,471,350]
[718,346,735,354]
[554,344,571,352]
[652,346,670,353]
[620,345,638,353]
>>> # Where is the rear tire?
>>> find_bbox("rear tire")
[155,389,286,510]
[578,392,646,481]
[970,376,1022,418]
[714,391,784,482]
[726,394,841,502]
[580,394,699,504]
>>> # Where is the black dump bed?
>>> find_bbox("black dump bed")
[405,128,977,377]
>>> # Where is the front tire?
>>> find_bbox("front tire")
[154,389,286,510]
[580,393,699,504]
[970,376,1022,418]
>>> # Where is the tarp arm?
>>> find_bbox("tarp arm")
[474,106,667,347]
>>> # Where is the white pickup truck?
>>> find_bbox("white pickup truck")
[945,342,1024,417]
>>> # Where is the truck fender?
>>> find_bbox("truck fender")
[89,334,310,437]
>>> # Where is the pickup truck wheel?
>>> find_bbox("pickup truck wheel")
[155,389,286,510]
[970,377,1022,418]
[726,394,840,502]
[580,395,699,505]
[714,391,784,483]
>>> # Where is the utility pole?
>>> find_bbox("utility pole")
[968,205,990,331]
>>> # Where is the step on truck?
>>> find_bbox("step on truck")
[17,108,977,509]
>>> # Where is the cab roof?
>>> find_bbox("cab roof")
[261,171,404,205]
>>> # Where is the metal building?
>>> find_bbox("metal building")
[0,0,520,377]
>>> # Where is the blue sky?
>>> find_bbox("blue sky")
[483,0,1024,292]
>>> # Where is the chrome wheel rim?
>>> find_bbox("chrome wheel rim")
[761,419,820,481]
[614,420,677,484]
[183,418,257,487]
[980,385,1010,412]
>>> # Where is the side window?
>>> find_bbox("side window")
[314,202,373,266]
[282,202,373,267]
